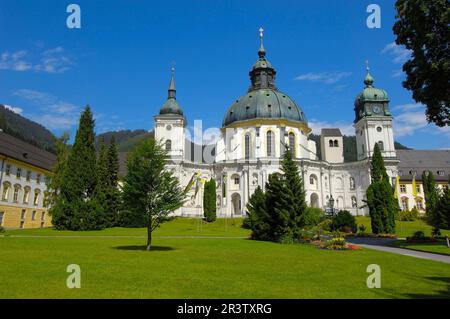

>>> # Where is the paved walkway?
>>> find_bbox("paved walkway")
[346,237,450,264]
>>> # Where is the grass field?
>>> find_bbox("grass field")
[390,240,450,256]
[355,217,450,238]
[1,218,450,299]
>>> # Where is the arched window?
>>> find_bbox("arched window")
[33,189,41,206]
[288,132,296,157]
[309,174,318,188]
[378,141,384,151]
[1,182,11,201]
[334,140,339,147]
[244,133,251,159]
[349,177,355,190]
[329,140,334,147]
[267,131,274,157]
[23,187,31,204]
[13,185,21,203]
[165,139,172,151]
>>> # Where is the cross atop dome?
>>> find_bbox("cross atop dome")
[168,63,176,99]
[364,60,374,87]
[258,27,266,58]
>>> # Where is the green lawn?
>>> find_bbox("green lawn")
[390,240,450,256]
[1,218,450,299]
[355,217,450,238]
[4,217,250,238]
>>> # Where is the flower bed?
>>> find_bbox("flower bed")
[317,237,362,251]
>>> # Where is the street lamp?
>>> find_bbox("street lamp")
[328,195,335,216]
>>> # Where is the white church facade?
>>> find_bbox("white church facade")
[153,29,403,218]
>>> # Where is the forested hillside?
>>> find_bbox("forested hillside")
[0,104,56,153]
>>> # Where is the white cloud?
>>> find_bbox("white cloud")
[0,47,72,74]
[294,72,352,84]
[392,103,450,139]
[13,89,81,130]
[381,42,412,64]
[308,119,354,136]
[3,104,23,115]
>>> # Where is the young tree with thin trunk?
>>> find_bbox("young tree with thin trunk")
[121,139,185,250]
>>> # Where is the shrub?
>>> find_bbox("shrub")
[0,226,4,233]
[331,210,357,233]
[316,219,332,232]
[412,230,425,240]
[303,207,324,227]
[398,208,418,221]
[358,224,367,234]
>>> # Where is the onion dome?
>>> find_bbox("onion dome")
[159,66,184,116]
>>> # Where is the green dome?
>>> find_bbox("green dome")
[160,98,183,116]
[355,86,389,103]
[252,58,273,70]
[222,89,307,127]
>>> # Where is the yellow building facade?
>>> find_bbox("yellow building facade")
[0,131,56,229]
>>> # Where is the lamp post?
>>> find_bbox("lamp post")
[328,195,335,217]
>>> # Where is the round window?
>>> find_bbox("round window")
[377,126,382,132]
[166,125,172,131]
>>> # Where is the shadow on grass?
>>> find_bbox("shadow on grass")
[403,276,450,299]
[113,245,175,251]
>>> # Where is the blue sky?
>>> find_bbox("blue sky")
[0,0,448,149]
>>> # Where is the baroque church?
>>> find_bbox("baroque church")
[152,29,448,218]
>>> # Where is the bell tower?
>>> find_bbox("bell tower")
[154,66,186,160]
[354,64,396,161]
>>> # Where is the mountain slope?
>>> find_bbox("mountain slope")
[0,104,56,153]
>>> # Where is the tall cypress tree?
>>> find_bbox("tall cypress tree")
[366,144,396,234]
[423,170,444,233]
[203,179,217,222]
[105,136,121,226]
[58,106,98,230]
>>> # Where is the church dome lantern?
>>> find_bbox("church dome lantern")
[222,28,308,129]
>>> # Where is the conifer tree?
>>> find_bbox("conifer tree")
[249,148,307,242]
[243,186,266,231]
[423,170,444,233]
[366,144,396,234]
[203,179,217,222]
[435,180,450,230]
[92,137,109,228]
[47,132,70,227]
[280,148,307,233]
[105,136,121,226]
[58,106,99,230]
